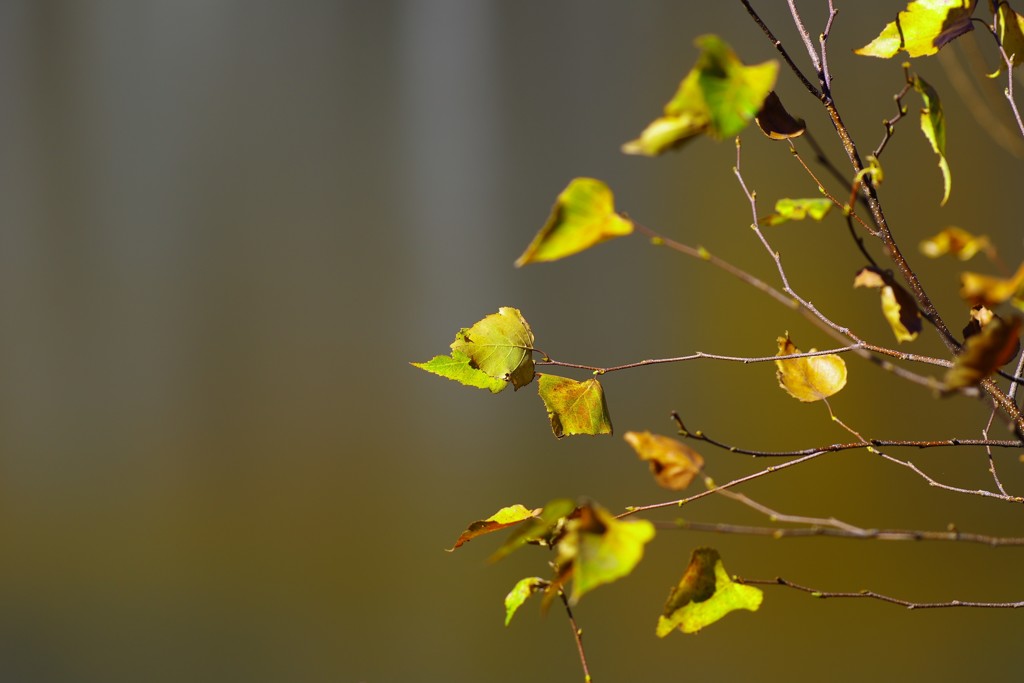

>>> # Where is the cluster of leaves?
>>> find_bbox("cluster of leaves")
[414,0,1024,672]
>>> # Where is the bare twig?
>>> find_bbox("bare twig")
[739,0,822,100]
[873,66,913,159]
[558,591,593,683]
[736,576,1024,609]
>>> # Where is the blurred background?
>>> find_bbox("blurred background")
[1,1,1023,681]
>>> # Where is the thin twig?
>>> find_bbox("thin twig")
[653,519,1024,547]
[619,451,827,518]
[739,0,822,100]
[872,66,913,159]
[558,591,593,683]
[786,0,823,83]
[869,445,1024,503]
[736,577,1024,609]
[785,142,876,235]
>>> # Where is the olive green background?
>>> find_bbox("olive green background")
[1,2,1022,681]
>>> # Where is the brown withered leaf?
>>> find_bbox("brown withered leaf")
[944,316,1022,392]
[961,305,1020,365]
[853,267,922,343]
[755,91,806,140]
[447,504,539,551]
[624,431,704,491]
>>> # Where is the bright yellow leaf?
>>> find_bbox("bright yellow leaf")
[775,333,848,402]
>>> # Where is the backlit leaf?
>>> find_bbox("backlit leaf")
[450,307,536,389]
[854,267,922,342]
[755,90,806,140]
[490,498,577,563]
[855,0,978,58]
[537,374,613,438]
[411,351,508,394]
[447,504,539,552]
[944,316,1022,391]
[504,577,549,626]
[624,431,704,490]
[919,226,992,260]
[555,503,655,605]
[622,35,778,155]
[960,262,1024,306]
[913,75,951,205]
[656,547,763,636]
[763,197,833,226]
[515,178,633,267]
[991,2,1024,75]
[775,333,848,402]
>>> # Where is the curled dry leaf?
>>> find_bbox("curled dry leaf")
[853,267,922,342]
[755,91,805,140]
[447,504,539,552]
[624,431,704,491]
[775,333,848,402]
[960,262,1024,307]
[944,316,1022,392]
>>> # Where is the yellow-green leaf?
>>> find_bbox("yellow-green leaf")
[854,267,922,342]
[624,431,704,490]
[919,226,992,260]
[855,0,978,58]
[991,2,1024,76]
[447,504,539,552]
[656,547,763,636]
[913,75,951,205]
[944,316,1022,391]
[775,333,848,402]
[763,198,834,226]
[622,34,778,155]
[411,351,508,394]
[504,577,549,626]
[450,307,535,389]
[515,178,633,267]
[755,90,806,140]
[555,503,655,605]
[537,374,613,438]
[961,262,1024,306]
[490,498,576,563]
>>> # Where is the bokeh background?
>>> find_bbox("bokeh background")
[1,1,1023,681]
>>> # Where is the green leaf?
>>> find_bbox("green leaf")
[763,198,834,226]
[450,307,536,389]
[490,498,577,563]
[537,374,613,438]
[411,350,509,394]
[656,548,763,636]
[855,0,978,58]
[913,75,951,206]
[622,34,778,155]
[515,178,633,267]
[555,503,656,605]
[447,504,538,552]
[504,577,549,626]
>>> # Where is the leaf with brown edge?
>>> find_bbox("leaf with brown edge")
[854,267,922,343]
[944,316,1022,392]
[450,307,536,389]
[537,374,613,438]
[775,333,848,402]
[963,305,1021,362]
[919,226,993,261]
[624,431,704,491]
[554,502,655,605]
[961,262,1024,307]
[855,0,978,58]
[447,504,539,552]
[755,91,805,140]
[656,547,763,636]
[515,178,633,267]
[490,498,576,563]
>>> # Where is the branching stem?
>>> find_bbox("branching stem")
[736,577,1024,609]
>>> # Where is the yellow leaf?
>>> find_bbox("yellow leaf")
[447,504,539,551]
[624,431,704,491]
[775,333,848,402]
[855,0,978,58]
[944,316,1022,391]
[960,262,1024,306]
[656,548,763,636]
[919,226,992,260]
[853,267,922,343]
